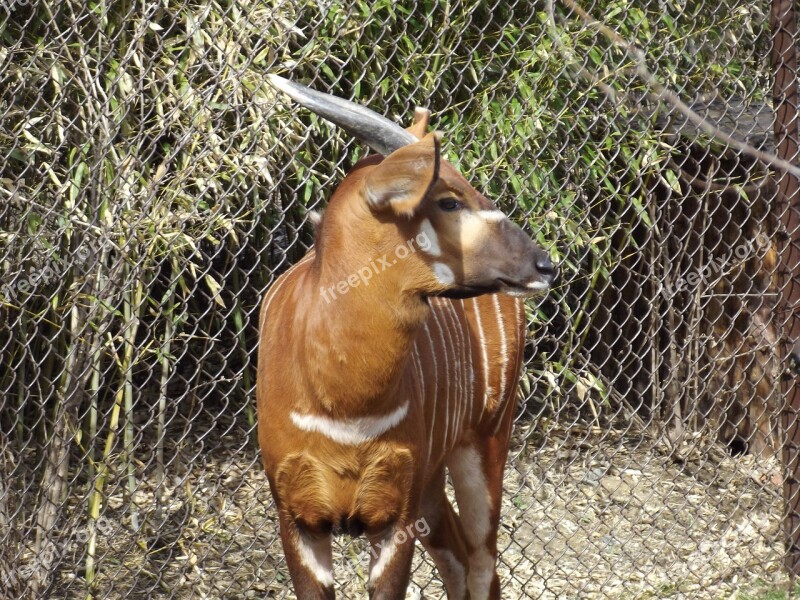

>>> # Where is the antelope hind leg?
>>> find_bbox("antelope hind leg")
[448,436,511,600]
[418,467,471,599]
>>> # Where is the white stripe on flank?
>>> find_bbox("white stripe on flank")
[476,210,507,223]
[296,531,334,587]
[260,253,314,325]
[472,298,492,416]
[410,345,426,444]
[492,295,508,410]
[456,303,469,440]
[290,402,409,445]
[418,218,442,257]
[460,299,476,431]
[412,345,425,401]
[441,303,462,443]
[430,307,451,453]
[492,300,525,435]
[410,345,431,460]
[439,302,461,450]
[493,384,518,437]
[493,299,523,436]
[422,321,439,464]
[448,302,468,442]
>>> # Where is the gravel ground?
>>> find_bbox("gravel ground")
[48,418,786,599]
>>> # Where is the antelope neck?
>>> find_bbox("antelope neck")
[300,244,429,416]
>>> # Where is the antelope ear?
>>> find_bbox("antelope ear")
[406,107,430,140]
[362,132,441,217]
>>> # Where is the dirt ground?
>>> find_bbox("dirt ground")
[49,418,786,600]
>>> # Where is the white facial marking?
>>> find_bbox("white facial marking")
[432,262,455,286]
[476,210,507,223]
[296,531,334,587]
[290,402,409,445]
[418,218,441,256]
[369,533,398,583]
[526,281,550,290]
[504,288,534,298]
[458,211,489,245]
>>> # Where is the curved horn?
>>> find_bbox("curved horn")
[268,74,417,156]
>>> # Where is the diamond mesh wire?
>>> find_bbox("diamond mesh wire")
[0,0,797,598]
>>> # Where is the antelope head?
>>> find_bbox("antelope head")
[269,75,556,300]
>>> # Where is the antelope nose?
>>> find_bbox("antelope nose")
[536,256,556,281]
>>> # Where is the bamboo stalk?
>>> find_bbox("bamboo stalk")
[33,303,83,596]
[231,267,256,432]
[122,272,144,532]
[155,262,177,526]
[0,450,13,595]
[84,243,110,596]
[87,260,144,594]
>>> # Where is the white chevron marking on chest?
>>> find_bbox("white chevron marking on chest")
[290,402,410,445]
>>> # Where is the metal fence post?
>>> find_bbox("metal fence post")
[770,0,800,581]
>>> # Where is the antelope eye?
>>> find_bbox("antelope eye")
[438,198,462,212]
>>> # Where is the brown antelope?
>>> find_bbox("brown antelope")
[258,76,555,600]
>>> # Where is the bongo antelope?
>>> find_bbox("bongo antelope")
[257,76,555,599]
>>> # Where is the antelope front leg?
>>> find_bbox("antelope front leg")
[277,511,335,599]
[367,522,417,600]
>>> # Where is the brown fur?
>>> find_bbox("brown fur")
[257,110,552,599]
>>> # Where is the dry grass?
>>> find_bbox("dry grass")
[35,416,785,600]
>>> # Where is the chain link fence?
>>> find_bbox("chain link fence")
[1,0,798,597]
